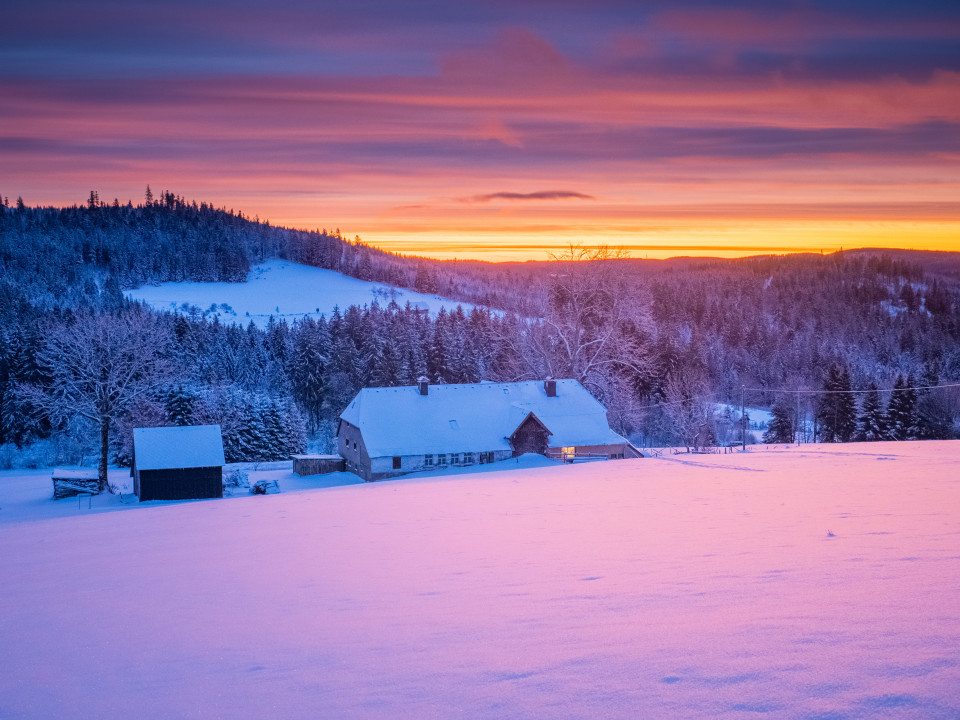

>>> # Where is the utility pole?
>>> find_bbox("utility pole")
[741,385,746,452]
[796,389,801,446]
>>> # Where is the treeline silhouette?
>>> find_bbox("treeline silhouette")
[1,193,959,465]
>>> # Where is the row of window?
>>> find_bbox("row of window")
[423,451,495,467]
[389,450,624,472]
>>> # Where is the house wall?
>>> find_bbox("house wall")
[338,420,374,480]
[370,454,425,475]
[137,466,223,501]
[546,443,643,461]
[366,449,515,481]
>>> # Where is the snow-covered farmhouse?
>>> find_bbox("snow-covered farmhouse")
[132,425,226,501]
[338,378,641,481]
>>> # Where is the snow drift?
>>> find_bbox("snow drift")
[2,442,960,719]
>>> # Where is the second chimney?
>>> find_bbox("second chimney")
[544,378,557,397]
[417,376,429,396]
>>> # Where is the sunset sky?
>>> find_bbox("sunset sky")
[3,0,959,261]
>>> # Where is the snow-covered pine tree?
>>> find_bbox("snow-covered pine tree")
[290,316,329,431]
[856,382,887,441]
[428,307,449,384]
[887,373,919,440]
[234,393,269,461]
[322,307,362,414]
[280,400,307,457]
[260,400,287,461]
[763,400,794,443]
[916,366,954,439]
[816,363,857,442]
[164,386,197,426]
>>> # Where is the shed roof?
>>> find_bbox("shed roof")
[340,379,626,458]
[52,468,99,480]
[133,425,225,471]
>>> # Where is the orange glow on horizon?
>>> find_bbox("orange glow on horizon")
[322,221,960,262]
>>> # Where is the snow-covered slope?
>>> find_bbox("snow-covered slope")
[3,442,960,718]
[126,259,484,327]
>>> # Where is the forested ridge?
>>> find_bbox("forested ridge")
[2,193,959,477]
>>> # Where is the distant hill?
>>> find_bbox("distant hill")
[845,248,960,281]
[3,194,959,455]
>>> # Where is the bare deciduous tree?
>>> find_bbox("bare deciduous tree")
[663,369,716,453]
[523,244,655,391]
[23,309,177,491]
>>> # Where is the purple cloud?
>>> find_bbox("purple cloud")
[466,191,595,202]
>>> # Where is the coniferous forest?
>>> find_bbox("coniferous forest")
[2,192,959,476]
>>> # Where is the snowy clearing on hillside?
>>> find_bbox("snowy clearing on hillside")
[3,442,960,719]
[126,258,486,327]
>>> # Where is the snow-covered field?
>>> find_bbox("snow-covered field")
[126,258,485,327]
[3,442,960,719]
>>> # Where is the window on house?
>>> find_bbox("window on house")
[425,454,434,466]
[393,456,401,469]
[561,446,575,462]
[451,453,460,465]
[464,451,474,465]
[610,453,617,459]
[353,441,357,450]
[438,453,447,466]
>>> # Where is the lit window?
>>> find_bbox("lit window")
[561,446,575,462]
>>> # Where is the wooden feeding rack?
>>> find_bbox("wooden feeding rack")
[52,468,100,500]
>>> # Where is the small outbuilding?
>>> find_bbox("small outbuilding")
[292,454,346,476]
[51,468,100,500]
[132,425,225,501]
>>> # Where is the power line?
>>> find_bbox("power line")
[636,391,718,411]
[637,380,960,412]
[744,381,960,396]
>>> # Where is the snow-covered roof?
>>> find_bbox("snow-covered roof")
[340,380,626,458]
[51,468,99,480]
[133,425,225,471]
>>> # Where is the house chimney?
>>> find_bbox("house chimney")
[417,376,429,396]
[544,378,557,397]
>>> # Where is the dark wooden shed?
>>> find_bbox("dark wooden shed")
[132,425,225,501]
[292,454,346,476]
